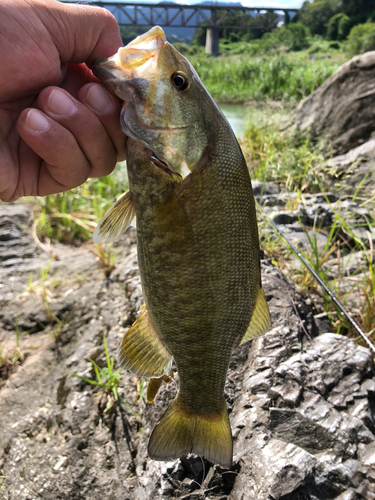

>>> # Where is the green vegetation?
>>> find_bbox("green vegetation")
[31,161,128,244]
[0,325,24,385]
[191,51,342,102]
[68,336,134,414]
[241,120,375,347]
[295,0,375,37]
[346,23,375,55]
[242,122,326,193]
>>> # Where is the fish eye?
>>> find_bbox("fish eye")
[171,71,189,91]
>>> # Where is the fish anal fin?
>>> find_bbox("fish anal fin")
[148,397,233,469]
[119,307,172,378]
[93,190,136,244]
[240,288,270,345]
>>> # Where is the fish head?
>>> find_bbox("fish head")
[93,26,210,177]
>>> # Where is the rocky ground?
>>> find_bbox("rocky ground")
[0,203,374,499]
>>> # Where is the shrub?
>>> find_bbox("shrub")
[338,14,351,40]
[327,13,351,40]
[346,23,375,55]
[284,23,311,50]
[255,23,310,52]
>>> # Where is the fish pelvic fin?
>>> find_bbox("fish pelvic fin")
[147,371,174,404]
[240,287,271,345]
[148,397,233,469]
[119,306,172,378]
[93,190,136,244]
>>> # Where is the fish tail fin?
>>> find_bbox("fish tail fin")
[148,396,232,468]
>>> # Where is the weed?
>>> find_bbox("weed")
[16,259,61,326]
[242,123,327,194]
[260,191,375,351]
[92,243,117,278]
[28,161,128,244]
[68,336,134,415]
[0,323,25,385]
[0,475,6,491]
[191,52,344,103]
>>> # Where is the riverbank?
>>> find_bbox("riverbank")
[189,46,349,103]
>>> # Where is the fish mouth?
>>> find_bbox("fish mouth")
[147,150,180,178]
[92,26,166,85]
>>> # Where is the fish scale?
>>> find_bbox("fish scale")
[92,26,270,468]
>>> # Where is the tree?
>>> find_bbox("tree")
[120,26,150,46]
[347,23,375,55]
[295,0,375,37]
[327,13,350,40]
[294,0,337,36]
[191,10,279,47]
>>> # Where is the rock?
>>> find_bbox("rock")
[294,51,375,155]
[328,137,375,196]
[251,180,280,197]
[0,204,374,499]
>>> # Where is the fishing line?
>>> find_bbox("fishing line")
[257,202,375,355]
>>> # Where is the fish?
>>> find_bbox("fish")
[92,26,270,469]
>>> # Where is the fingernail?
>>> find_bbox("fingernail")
[86,85,114,113]
[26,109,50,132]
[48,89,76,116]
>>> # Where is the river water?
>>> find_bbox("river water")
[219,102,292,138]
[219,103,252,138]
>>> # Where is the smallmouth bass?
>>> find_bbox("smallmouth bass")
[93,27,270,468]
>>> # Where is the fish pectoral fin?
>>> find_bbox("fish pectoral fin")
[148,397,233,469]
[119,306,172,378]
[240,287,271,345]
[93,190,136,244]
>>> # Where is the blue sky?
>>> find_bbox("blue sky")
[100,0,305,9]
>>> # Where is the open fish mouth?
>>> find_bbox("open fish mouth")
[92,26,166,89]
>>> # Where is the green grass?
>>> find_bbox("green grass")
[31,161,128,244]
[190,50,346,103]
[68,335,135,415]
[248,120,375,348]
[241,122,328,193]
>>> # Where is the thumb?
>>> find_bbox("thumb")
[38,0,123,65]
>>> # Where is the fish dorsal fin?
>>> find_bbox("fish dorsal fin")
[240,288,270,345]
[93,190,136,244]
[119,306,173,378]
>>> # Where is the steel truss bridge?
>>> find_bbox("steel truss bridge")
[61,1,298,55]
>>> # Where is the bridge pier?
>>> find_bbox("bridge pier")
[205,26,219,56]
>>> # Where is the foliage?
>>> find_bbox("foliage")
[327,13,351,40]
[30,162,128,244]
[241,123,327,193]
[191,10,278,47]
[249,122,375,346]
[68,336,129,409]
[0,324,24,384]
[294,0,337,36]
[337,13,352,40]
[120,25,150,45]
[294,0,375,38]
[192,53,341,102]
[261,23,310,51]
[346,23,375,55]
[172,42,201,57]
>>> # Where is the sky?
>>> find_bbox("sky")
[98,0,305,9]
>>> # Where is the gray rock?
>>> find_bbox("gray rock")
[295,51,375,155]
[0,205,374,499]
[251,180,280,197]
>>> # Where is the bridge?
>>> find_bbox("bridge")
[60,1,298,56]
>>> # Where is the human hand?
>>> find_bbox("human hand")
[0,0,126,202]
